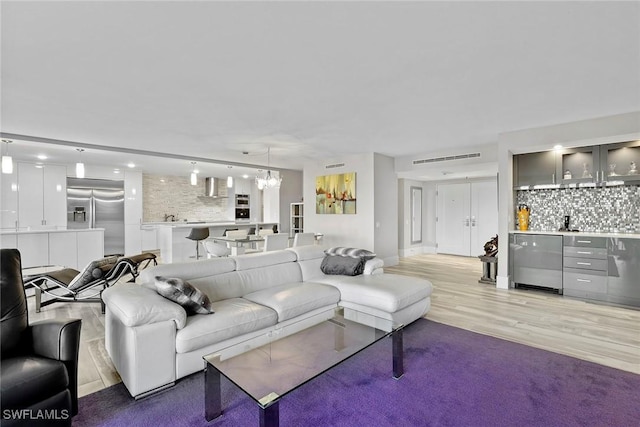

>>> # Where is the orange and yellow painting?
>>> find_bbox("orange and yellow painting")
[315,172,356,214]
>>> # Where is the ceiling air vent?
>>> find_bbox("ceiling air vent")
[325,163,345,169]
[412,152,481,165]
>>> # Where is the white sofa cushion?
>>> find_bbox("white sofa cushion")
[317,273,433,313]
[236,263,303,295]
[175,298,277,353]
[139,257,236,284]
[243,282,340,322]
[234,249,297,270]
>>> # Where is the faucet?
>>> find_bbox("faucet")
[164,214,176,222]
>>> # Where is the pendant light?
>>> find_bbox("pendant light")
[190,162,198,186]
[255,147,282,189]
[1,140,13,174]
[227,165,234,188]
[75,148,85,178]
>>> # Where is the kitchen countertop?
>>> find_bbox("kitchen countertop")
[142,221,277,229]
[0,228,105,235]
[509,230,640,239]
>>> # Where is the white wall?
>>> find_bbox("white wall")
[278,169,303,235]
[373,153,399,265]
[496,111,640,289]
[304,153,376,258]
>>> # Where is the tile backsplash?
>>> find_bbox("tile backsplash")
[516,185,640,233]
[143,174,230,222]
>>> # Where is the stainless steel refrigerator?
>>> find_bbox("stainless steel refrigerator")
[67,178,125,256]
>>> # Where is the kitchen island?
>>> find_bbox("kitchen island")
[145,221,279,263]
[0,227,105,269]
[509,230,640,307]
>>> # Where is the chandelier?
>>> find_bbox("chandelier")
[255,147,282,190]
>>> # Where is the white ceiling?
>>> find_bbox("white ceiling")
[1,1,639,179]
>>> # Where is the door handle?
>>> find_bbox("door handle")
[464,217,470,227]
[576,262,592,266]
[577,278,592,283]
[577,251,592,255]
[471,216,476,227]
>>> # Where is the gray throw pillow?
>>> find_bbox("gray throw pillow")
[320,255,365,276]
[324,247,377,260]
[68,255,118,290]
[154,276,214,315]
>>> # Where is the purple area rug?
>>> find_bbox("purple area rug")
[74,319,639,427]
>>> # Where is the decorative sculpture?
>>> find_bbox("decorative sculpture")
[483,234,498,257]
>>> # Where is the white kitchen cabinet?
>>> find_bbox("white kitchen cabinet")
[17,233,49,268]
[0,172,18,229]
[77,230,104,268]
[43,165,67,227]
[0,234,17,249]
[235,178,252,195]
[141,228,158,250]
[49,232,79,268]
[124,171,143,255]
[17,162,67,228]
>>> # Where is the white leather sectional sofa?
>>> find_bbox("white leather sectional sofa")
[102,245,433,398]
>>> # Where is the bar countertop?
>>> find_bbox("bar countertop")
[509,230,640,239]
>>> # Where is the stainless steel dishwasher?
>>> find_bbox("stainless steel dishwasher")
[510,233,563,293]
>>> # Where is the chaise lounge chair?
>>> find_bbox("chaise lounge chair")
[23,252,157,313]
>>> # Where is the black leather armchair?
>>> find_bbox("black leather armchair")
[1,249,82,427]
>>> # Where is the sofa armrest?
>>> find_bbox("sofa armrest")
[29,318,82,416]
[30,318,82,362]
[102,283,187,329]
[364,258,384,275]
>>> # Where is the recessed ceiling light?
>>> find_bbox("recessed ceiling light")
[242,174,249,179]
[553,145,563,150]
[35,164,44,169]
[127,163,135,168]
[113,169,121,174]
[37,154,47,160]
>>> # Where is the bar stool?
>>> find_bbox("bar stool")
[186,227,210,260]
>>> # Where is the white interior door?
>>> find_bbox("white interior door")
[470,180,498,256]
[436,183,471,256]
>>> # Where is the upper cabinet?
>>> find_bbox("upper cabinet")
[600,141,640,181]
[17,162,67,228]
[515,140,640,187]
[513,151,558,186]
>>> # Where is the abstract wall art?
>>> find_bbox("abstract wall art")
[315,172,356,214]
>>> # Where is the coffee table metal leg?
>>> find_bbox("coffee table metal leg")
[392,326,404,379]
[204,364,223,421]
[259,401,279,427]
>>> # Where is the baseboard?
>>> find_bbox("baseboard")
[399,245,436,257]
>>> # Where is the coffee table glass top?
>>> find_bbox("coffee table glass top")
[203,307,399,408]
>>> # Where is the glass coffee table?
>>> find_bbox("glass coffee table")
[203,307,404,427]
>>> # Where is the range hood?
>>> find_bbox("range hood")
[204,177,223,198]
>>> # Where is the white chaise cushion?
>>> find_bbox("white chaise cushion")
[319,273,433,313]
[243,282,340,322]
[175,298,277,353]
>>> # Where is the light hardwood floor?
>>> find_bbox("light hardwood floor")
[27,253,640,398]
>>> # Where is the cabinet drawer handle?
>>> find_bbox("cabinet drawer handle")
[577,240,591,243]
[576,278,591,283]
[576,262,592,266]
[577,251,592,254]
